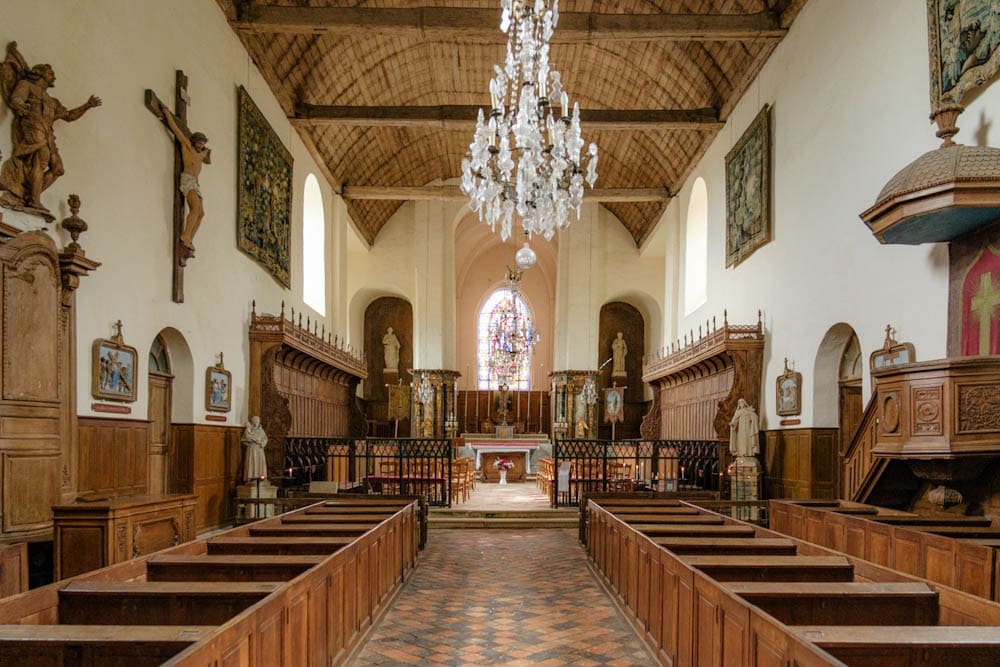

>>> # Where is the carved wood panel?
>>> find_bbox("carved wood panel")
[170,424,241,531]
[77,417,149,498]
[3,248,59,401]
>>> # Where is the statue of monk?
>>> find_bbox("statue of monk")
[241,416,268,482]
[729,399,760,458]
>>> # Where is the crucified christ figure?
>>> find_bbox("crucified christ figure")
[155,98,210,252]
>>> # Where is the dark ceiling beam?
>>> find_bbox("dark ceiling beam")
[342,185,670,203]
[233,6,786,42]
[291,104,725,131]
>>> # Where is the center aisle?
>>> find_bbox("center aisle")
[349,528,655,666]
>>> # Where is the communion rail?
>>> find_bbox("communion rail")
[552,439,720,507]
[282,437,456,507]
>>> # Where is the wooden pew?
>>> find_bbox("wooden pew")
[652,537,798,555]
[681,555,855,582]
[596,506,701,515]
[206,536,353,555]
[305,506,406,514]
[629,524,756,537]
[59,581,280,625]
[280,513,396,524]
[794,625,1000,664]
[0,624,214,666]
[146,554,325,582]
[248,522,380,537]
[727,582,939,626]
[874,516,993,527]
[618,514,723,524]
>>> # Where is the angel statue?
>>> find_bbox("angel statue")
[0,42,102,217]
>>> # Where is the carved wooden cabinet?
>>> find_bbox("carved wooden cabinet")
[52,494,197,580]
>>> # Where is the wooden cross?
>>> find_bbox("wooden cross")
[145,70,194,303]
[971,273,1000,354]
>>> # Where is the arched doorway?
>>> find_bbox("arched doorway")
[813,323,863,496]
[148,334,173,495]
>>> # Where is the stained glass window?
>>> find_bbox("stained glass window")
[477,289,533,390]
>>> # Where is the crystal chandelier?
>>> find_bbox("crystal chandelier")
[581,375,598,406]
[461,0,598,243]
[486,268,539,385]
[416,372,435,406]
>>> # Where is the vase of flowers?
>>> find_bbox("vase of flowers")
[493,457,515,484]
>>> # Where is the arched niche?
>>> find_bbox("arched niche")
[151,327,194,423]
[598,301,645,405]
[364,297,413,403]
[813,323,862,429]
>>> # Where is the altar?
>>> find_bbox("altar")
[464,435,550,483]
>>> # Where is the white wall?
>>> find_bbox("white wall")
[666,0,1000,428]
[2,0,348,425]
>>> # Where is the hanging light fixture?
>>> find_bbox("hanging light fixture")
[486,267,539,386]
[416,372,435,406]
[581,375,598,406]
[461,0,598,244]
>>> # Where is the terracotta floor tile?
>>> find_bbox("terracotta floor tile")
[348,529,656,666]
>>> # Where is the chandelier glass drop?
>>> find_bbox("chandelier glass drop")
[461,0,598,243]
[486,269,539,386]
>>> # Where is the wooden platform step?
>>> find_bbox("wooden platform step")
[0,624,214,665]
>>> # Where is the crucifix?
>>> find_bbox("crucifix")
[971,273,1000,355]
[144,70,211,303]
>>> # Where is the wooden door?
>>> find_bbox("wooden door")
[148,373,172,495]
[838,382,862,455]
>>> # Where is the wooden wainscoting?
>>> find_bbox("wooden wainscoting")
[169,425,242,532]
[77,417,150,499]
[764,428,838,499]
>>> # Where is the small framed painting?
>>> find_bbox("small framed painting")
[775,358,801,417]
[92,321,138,403]
[205,353,232,413]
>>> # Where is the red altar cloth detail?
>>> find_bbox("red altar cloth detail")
[962,246,1000,356]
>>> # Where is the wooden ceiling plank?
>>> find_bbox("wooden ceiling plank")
[234,7,786,42]
[291,104,725,131]
[342,185,670,202]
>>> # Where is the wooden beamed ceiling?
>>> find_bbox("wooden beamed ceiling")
[220,0,807,246]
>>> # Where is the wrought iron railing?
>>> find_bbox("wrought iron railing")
[358,438,455,508]
[552,439,720,507]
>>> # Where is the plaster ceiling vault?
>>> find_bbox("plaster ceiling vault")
[219,0,807,246]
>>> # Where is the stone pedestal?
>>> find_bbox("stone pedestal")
[730,456,761,521]
[237,480,277,520]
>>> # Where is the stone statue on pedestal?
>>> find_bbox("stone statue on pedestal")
[611,332,628,377]
[241,415,268,482]
[729,398,760,458]
[382,327,400,373]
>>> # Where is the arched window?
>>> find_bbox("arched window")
[477,289,534,390]
[302,173,326,315]
[684,177,708,315]
[148,334,171,375]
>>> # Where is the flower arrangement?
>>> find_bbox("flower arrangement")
[493,457,515,471]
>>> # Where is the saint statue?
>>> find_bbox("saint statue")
[382,326,400,373]
[729,399,760,458]
[0,42,102,216]
[241,416,268,482]
[612,331,628,377]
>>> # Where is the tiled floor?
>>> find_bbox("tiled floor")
[450,482,553,512]
[349,529,656,666]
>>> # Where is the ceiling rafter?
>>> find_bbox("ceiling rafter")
[233,6,786,42]
[291,104,725,131]
[341,185,671,203]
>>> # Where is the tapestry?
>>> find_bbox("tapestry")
[725,105,771,268]
[928,0,1000,113]
[387,384,411,422]
[236,86,292,287]
[961,245,1000,355]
